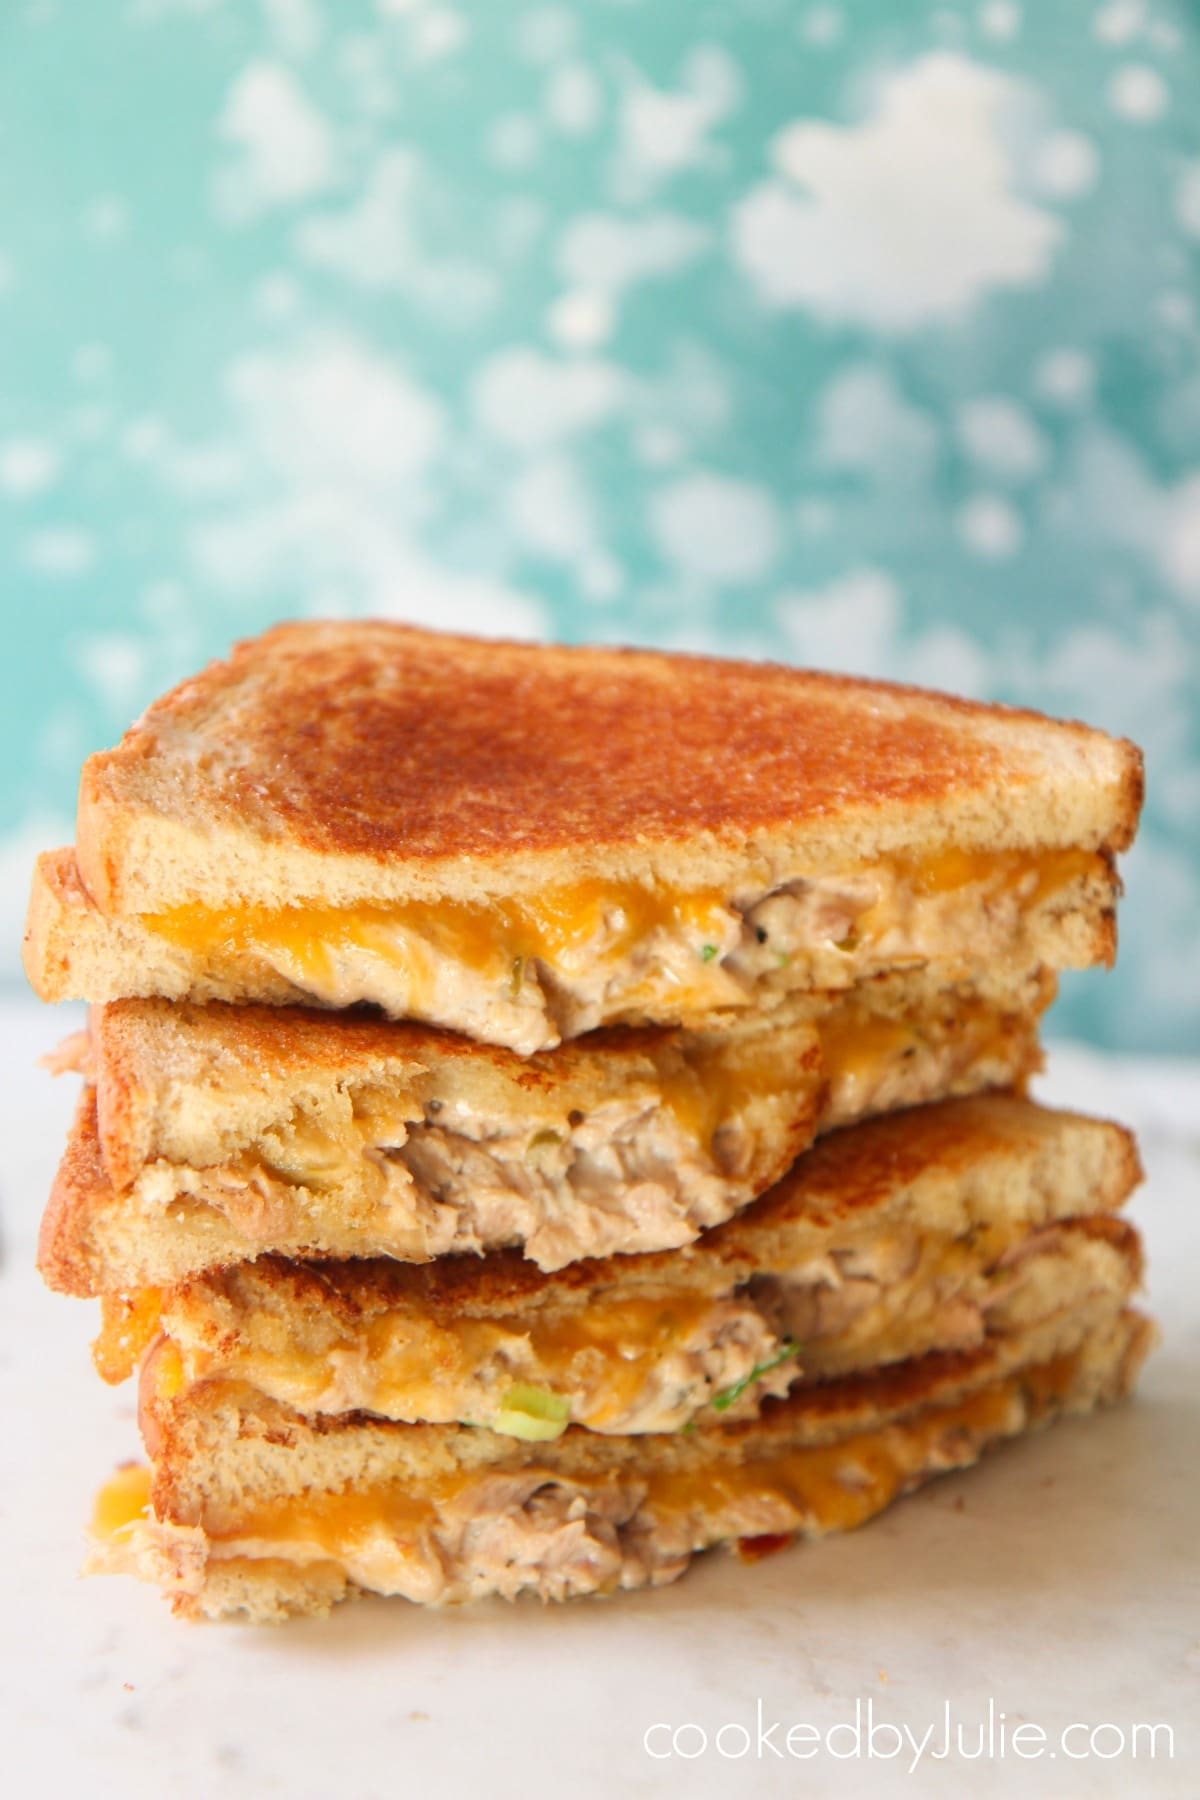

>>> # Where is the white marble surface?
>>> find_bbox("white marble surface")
[1,999,1196,1799]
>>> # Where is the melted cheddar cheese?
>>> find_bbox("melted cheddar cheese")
[140,850,1106,986]
[817,1014,930,1092]
[644,1383,1016,1530]
[153,1291,726,1434]
[144,882,731,982]
[93,1289,165,1385]
[227,1481,438,1549]
[899,845,1100,899]
[91,1463,152,1540]
[657,1026,808,1149]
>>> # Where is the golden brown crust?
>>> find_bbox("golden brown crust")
[73,622,1144,912]
[742,1090,1142,1236]
[37,1091,108,1299]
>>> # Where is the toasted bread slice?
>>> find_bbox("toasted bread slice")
[39,969,1051,1294]
[90,1305,1153,1619]
[26,625,1140,1049]
[96,1096,1141,1437]
[74,624,1144,911]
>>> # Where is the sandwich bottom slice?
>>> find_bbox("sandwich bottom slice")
[90,1302,1153,1621]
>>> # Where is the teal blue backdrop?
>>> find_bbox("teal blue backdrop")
[1,0,1197,1048]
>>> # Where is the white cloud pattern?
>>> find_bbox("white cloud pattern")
[732,54,1062,330]
[214,62,336,219]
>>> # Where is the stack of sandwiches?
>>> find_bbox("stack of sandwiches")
[24,623,1152,1621]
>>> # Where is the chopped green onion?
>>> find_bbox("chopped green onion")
[699,943,719,962]
[493,1384,571,1441]
[526,1127,563,1155]
[710,1340,800,1413]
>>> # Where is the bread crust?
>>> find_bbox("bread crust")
[73,623,1144,913]
[38,1090,109,1300]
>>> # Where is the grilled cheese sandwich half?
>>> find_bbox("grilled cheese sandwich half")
[25,624,1141,1050]
[92,1096,1142,1437]
[89,1304,1153,1619]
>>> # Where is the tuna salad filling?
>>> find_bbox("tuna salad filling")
[148,850,1102,1051]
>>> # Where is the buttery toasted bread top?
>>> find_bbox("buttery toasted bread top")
[75,623,1143,912]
